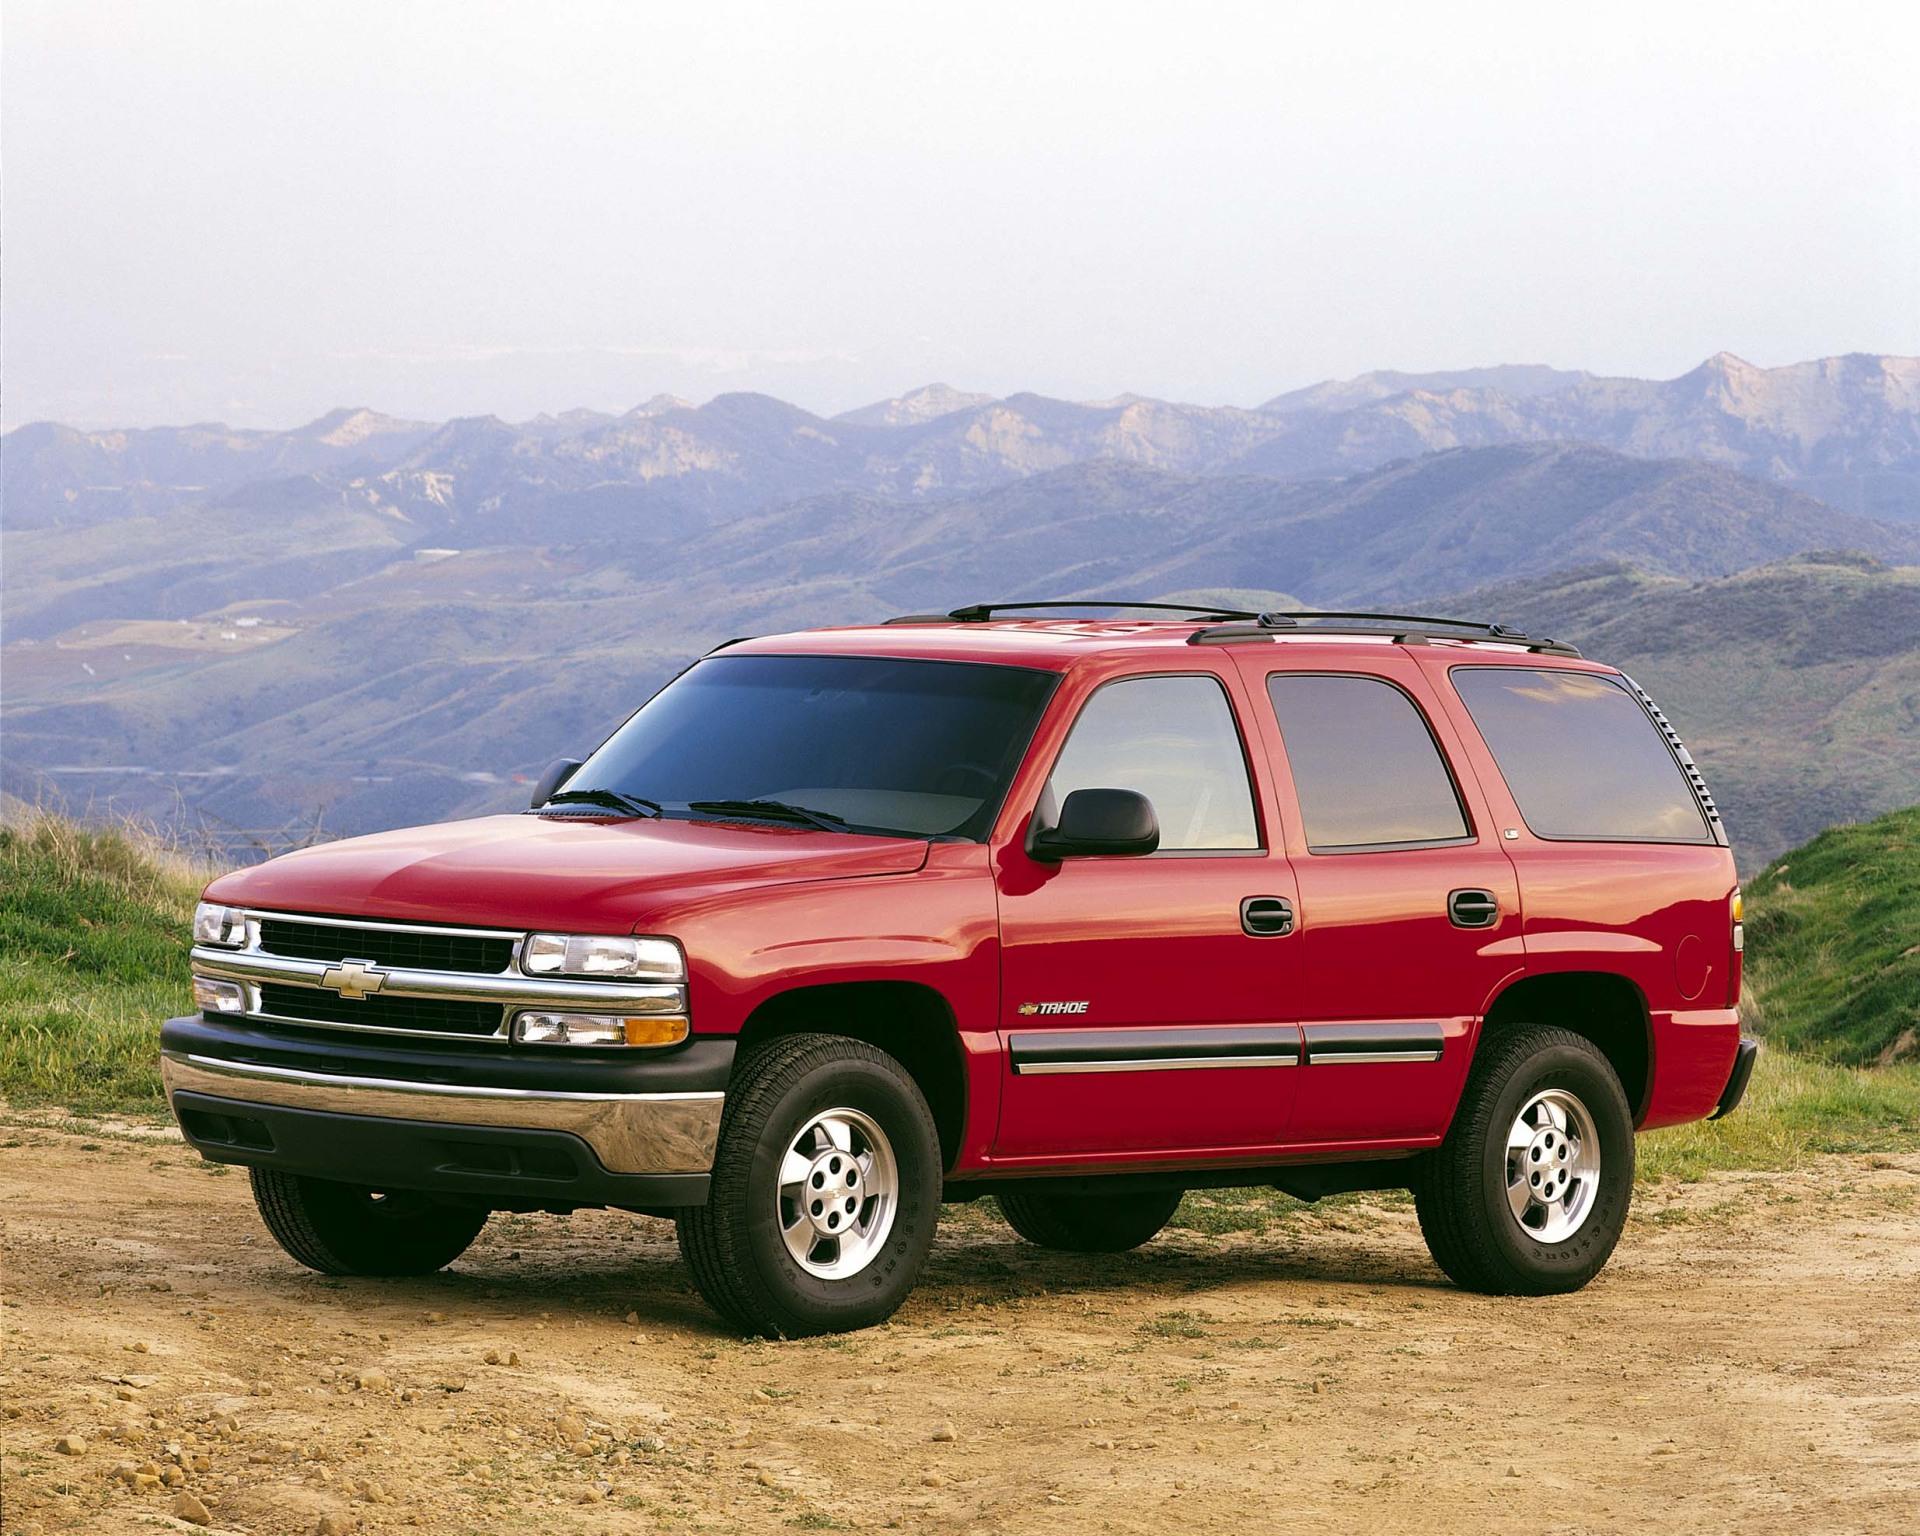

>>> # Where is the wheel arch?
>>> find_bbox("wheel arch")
[735,981,968,1170]
[1477,971,1653,1124]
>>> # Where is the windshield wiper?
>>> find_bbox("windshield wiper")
[541,787,663,818]
[682,798,851,832]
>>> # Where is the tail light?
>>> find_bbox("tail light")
[1727,889,1744,1006]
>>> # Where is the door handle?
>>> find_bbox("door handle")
[1448,889,1500,929]
[1241,895,1295,937]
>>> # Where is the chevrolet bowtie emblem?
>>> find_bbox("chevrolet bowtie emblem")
[319,959,386,1000]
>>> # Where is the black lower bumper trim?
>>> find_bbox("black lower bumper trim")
[1711,1037,1759,1120]
[172,1091,710,1211]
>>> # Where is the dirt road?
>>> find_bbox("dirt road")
[4,1123,1918,1536]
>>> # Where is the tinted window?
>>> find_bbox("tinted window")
[568,654,1057,840]
[1266,675,1470,851]
[1046,675,1259,851]
[1452,668,1711,843]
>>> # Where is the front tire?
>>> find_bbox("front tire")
[677,1034,941,1337]
[249,1169,487,1276]
[997,1188,1182,1252]
[1415,1025,1634,1295]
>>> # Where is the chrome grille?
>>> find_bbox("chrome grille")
[257,983,504,1039]
[191,909,686,1047]
[257,917,513,975]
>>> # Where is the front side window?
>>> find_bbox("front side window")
[565,654,1058,840]
[1044,674,1260,851]
[1451,667,1711,843]
[1266,674,1470,852]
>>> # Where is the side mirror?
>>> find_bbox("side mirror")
[530,758,582,808]
[1030,787,1160,861]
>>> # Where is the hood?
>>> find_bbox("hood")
[204,813,930,932]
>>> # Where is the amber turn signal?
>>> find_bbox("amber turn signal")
[513,1012,690,1047]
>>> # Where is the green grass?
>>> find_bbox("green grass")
[1741,804,1920,1064]
[0,815,202,1112]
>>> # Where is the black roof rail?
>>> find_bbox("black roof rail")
[1189,610,1581,657]
[885,599,1259,625]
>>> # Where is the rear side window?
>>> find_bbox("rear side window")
[1265,675,1470,851]
[1451,668,1710,843]
[1047,674,1259,850]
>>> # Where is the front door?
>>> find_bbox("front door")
[993,668,1302,1161]
[1237,655,1522,1146]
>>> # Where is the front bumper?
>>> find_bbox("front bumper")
[161,1014,732,1209]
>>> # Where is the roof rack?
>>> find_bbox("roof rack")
[877,600,1581,656]
[885,600,1259,625]
[1188,610,1582,657]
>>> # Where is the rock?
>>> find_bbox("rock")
[54,1434,88,1455]
[315,1516,356,1536]
[922,1472,949,1488]
[570,1439,594,1457]
[171,1492,212,1526]
[161,1464,186,1487]
[556,1413,587,1442]
[355,1369,391,1393]
[131,1472,162,1493]
[930,1422,958,1442]
[576,1483,607,1503]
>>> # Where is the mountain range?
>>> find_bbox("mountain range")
[7,352,1918,547]
[5,352,1920,870]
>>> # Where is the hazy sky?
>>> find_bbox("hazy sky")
[4,0,1917,429]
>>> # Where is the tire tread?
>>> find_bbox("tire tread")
[677,1032,938,1336]
[1415,1025,1632,1296]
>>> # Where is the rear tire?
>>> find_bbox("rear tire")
[1415,1025,1633,1295]
[676,1034,942,1337]
[997,1187,1183,1253]
[249,1168,487,1276]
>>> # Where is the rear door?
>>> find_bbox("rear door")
[992,664,1303,1161]
[1234,650,1522,1146]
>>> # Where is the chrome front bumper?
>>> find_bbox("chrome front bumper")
[160,1050,724,1175]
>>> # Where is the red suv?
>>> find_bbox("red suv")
[164,603,1754,1335]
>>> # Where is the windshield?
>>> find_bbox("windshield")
[563,653,1059,840]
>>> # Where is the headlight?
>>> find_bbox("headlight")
[521,933,684,980]
[513,1011,690,1047]
[193,902,249,948]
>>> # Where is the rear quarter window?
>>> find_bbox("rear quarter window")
[1265,673,1471,852]
[1451,667,1711,843]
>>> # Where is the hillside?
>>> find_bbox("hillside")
[730,446,1917,610]
[1743,805,1920,1065]
[0,815,200,1109]
[8,441,1919,860]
